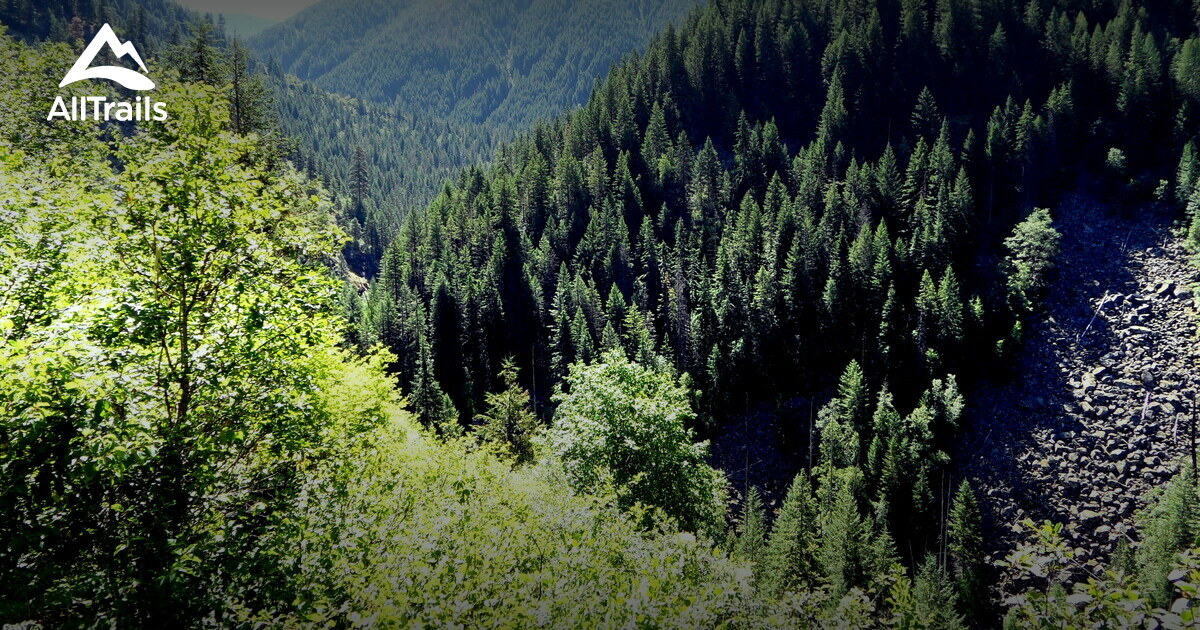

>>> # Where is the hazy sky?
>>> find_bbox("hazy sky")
[173,0,321,22]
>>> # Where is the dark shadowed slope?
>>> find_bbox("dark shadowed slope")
[955,193,1200,596]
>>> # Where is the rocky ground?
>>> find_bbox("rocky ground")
[955,194,1200,593]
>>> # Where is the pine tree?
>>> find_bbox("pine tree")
[1136,467,1199,608]
[1174,38,1200,103]
[642,102,672,168]
[411,332,459,434]
[912,87,941,140]
[948,480,984,623]
[474,359,539,465]
[875,144,903,221]
[819,468,866,595]
[734,486,768,567]
[817,71,849,152]
[761,473,819,596]
[1178,141,1199,207]
[912,555,966,629]
[352,146,369,221]
[937,266,965,348]
[182,20,222,85]
[836,360,870,434]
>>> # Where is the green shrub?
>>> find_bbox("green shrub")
[545,351,729,536]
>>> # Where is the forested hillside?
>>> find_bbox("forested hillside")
[7,0,1200,626]
[0,0,192,47]
[266,73,508,275]
[357,0,1200,618]
[251,0,699,129]
[251,0,702,269]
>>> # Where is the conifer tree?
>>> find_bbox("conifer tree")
[948,480,984,622]
[912,555,966,629]
[819,468,866,596]
[474,359,539,465]
[762,473,819,597]
[734,487,768,567]
[1136,467,1199,608]
[411,332,459,434]
[912,87,942,139]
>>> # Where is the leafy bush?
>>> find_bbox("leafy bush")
[242,414,758,628]
[546,350,728,536]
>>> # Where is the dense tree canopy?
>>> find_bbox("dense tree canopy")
[4,0,1200,625]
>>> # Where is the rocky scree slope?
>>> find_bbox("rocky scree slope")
[955,194,1200,592]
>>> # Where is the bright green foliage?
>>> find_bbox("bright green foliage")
[0,39,395,624]
[836,360,872,435]
[474,358,540,465]
[258,415,760,628]
[1136,468,1200,608]
[910,556,965,629]
[1174,39,1200,103]
[411,331,459,432]
[817,361,872,469]
[819,467,869,596]
[546,351,727,535]
[888,560,964,630]
[1002,519,1200,628]
[1004,208,1061,315]
[1191,197,1200,249]
[1177,141,1199,207]
[819,403,861,469]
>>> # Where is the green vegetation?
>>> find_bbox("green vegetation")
[1004,208,1062,316]
[250,0,698,129]
[0,35,393,624]
[0,0,191,46]
[1003,468,1200,627]
[473,358,539,464]
[546,350,727,535]
[248,0,701,267]
[4,0,1200,624]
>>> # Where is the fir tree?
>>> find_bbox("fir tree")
[948,480,984,622]
[761,473,820,597]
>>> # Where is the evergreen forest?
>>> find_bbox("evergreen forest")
[3,0,1200,627]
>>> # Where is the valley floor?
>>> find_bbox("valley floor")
[955,194,1200,596]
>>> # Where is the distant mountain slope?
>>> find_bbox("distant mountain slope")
[268,72,503,275]
[219,13,274,37]
[0,0,192,49]
[250,0,700,130]
[251,0,699,268]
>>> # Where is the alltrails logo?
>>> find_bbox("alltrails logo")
[48,23,168,122]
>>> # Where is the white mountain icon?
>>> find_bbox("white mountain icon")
[60,23,155,91]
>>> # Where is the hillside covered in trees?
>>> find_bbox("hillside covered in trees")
[250,0,702,267]
[5,0,1200,627]
[352,0,1200,620]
